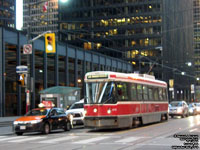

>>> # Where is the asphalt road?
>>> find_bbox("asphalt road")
[0,116,200,150]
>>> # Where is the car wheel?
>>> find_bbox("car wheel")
[43,123,50,134]
[16,132,23,136]
[64,121,71,131]
[181,113,185,118]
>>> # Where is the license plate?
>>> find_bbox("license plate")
[20,126,26,130]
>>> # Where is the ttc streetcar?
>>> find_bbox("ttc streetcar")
[84,71,168,129]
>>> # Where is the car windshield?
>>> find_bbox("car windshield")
[70,103,84,109]
[25,109,49,116]
[170,102,183,107]
[189,104,194,107]
[195,103,200,106]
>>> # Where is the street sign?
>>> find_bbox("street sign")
[16,65,28,73]
[23,44,32,54]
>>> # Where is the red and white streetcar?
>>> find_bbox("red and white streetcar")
[84,71,168,129]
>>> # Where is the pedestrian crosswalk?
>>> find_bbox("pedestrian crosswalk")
[0,135,145,145]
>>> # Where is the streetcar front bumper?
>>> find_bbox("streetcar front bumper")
[84,116,118,129]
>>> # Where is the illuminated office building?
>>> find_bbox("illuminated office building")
[193,0,200,99]
[23,0,59,36]
[59,0,194,101]
[0,0,15,28]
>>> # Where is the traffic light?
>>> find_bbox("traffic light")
[18,74,25,86]
[45,33,56,53]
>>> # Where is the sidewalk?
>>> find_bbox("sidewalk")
[0,116,19,127]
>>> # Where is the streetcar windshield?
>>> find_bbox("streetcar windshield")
[86,82,117,104]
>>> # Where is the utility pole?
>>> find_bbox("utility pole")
[25,0,52,112]
[25,0,31,113]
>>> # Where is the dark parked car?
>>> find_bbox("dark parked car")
[169,101,189,118]
[13,107,71,135]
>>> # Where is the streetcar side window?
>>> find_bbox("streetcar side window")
[163,88,167,101]
[153,88,159,101]
[127,83,133,101]
[158,88,163,101]
[137,84,143,101]
[143,85,148,101]
[130,83,137,101]
[117,83,128,101]
[148,87,154,101]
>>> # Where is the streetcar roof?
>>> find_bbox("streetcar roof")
[84,71,167,87]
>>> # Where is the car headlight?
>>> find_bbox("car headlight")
[177,108,183,113]
[29,119,42,124]
[189,108,193,113]
[13,121,19,125]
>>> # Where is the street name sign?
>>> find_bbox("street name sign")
[16,65,28,73]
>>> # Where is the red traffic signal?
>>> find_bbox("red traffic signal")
[45,33,56,53]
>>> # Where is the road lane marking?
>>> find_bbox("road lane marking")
[116,122,163,134]
[9,136,45,143]
[38,136,77,143]
[189,128,198,132]
[74,136,109,144]
[0,136,27,142]
[115,137,142,143]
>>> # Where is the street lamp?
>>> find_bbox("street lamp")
[60,0,69,2]
[181,72,185,75]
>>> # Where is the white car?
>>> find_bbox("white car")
[66,99,85,126]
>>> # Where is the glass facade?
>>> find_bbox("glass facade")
[194,0,200,85]
[23,0,59,37]
[0,27,132,116]
[59,0,163,79]
[0,0,15,28]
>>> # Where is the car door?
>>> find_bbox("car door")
[56,108,67,129]
[49,109,59,130]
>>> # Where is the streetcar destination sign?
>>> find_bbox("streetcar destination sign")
[16,65,28,73]
[87,74,108,79]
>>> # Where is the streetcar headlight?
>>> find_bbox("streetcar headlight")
[93,108,97,113]
[107,109,111,114]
